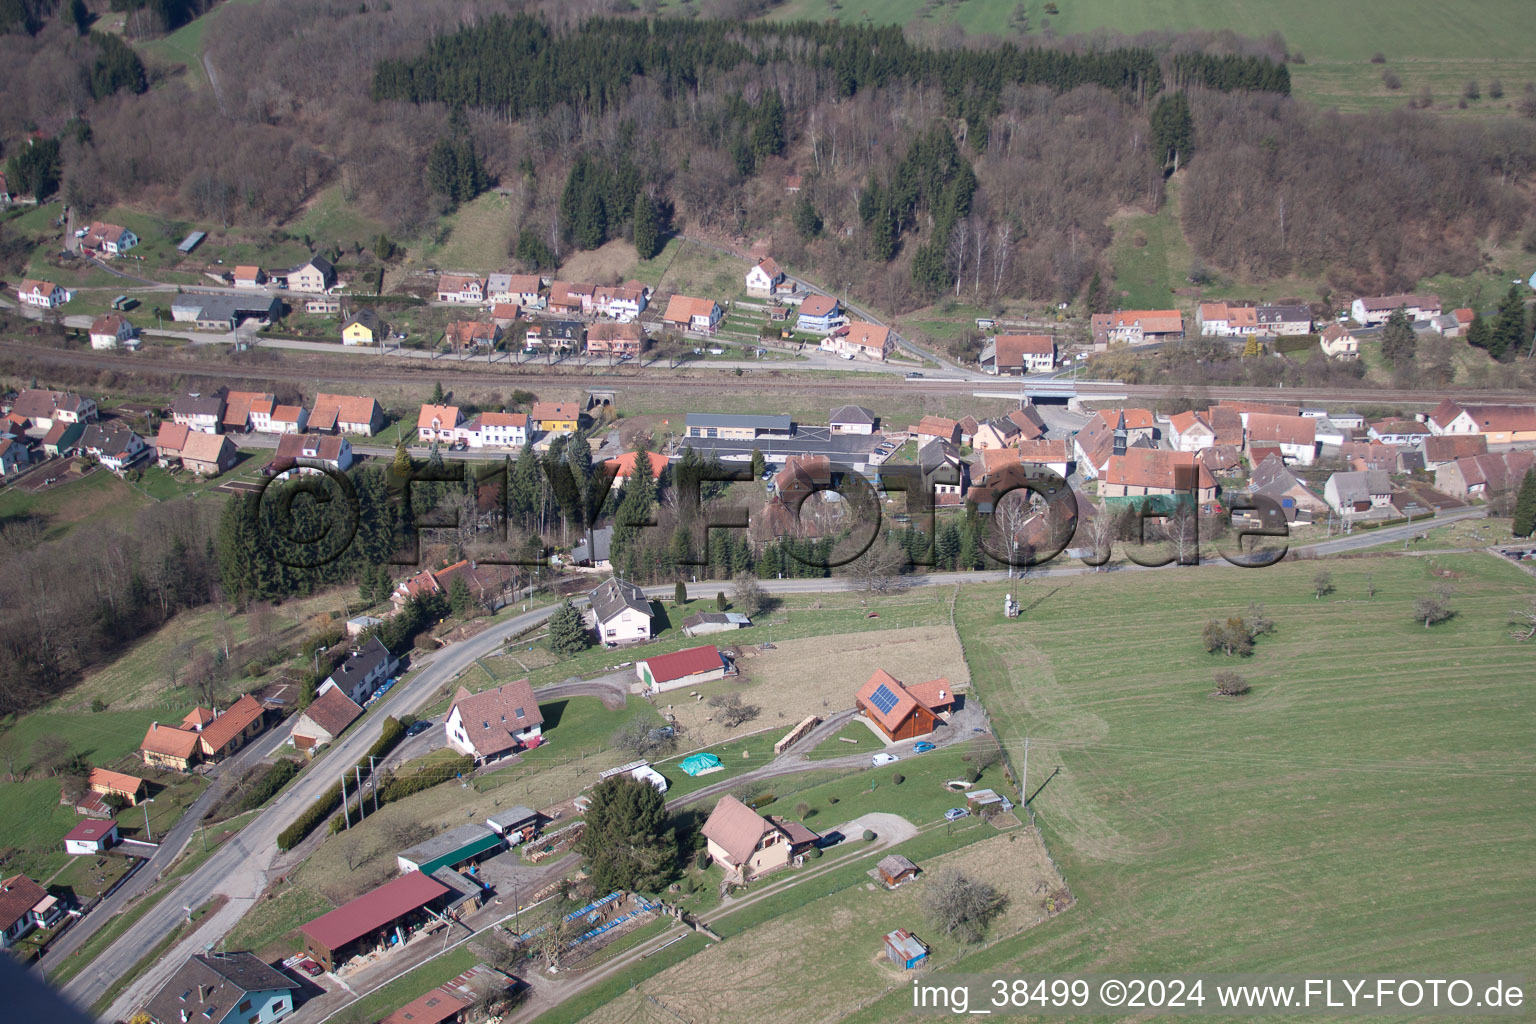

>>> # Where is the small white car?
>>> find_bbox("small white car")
[872,752,900,766]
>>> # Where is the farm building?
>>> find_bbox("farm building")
[635,645,732,693]
[877,855,920,888]
[680,611,752,636]
[486,806,540,843]
[679,753,722,776]
[63,819,118,855]
[300,871,452,972]
[396,824,504,876]
[855,670,956,742]
[883,928,930,969]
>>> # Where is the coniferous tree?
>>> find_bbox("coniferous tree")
[792,194,822,239]
[1150,92,1195,172]
[1513,470,1536,538]
[1492,285,1526,361]
[1379,306,1416,366]
[632,193,660,260]
[1466,312,1493,354]
[575,775,677,893]
[547,600,591,655]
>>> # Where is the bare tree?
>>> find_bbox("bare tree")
[730,573,768,617]
[1213,670,1251,696]
[1164,502,1199,565]
[613,715,678,758]
[31,734,74,777]
[708,692,760,728]
[1508,598,1536,641]
[921,868,1008,944]
[1312,570,1335,599]
[1414,585,1455,628]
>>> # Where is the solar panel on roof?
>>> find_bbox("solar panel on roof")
[868,684,900,715]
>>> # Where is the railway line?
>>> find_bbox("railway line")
[1,338,1530,406]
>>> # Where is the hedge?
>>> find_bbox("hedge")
[377,753,475,803]
[234,758,301,814]
[276,716,407,850]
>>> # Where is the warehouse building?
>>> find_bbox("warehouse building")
[396,824,504,876]
[635,645,733,694]
[300,872,451,972]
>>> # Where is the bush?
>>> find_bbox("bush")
[235,758,302,814]
[805,846,822,859]
[694,849,710,870]
[1370,51,1386,63]
[1382,69,1402,90]
[377,753,474,803]
[826,795,839,805]
[1214,670,1251,697]
[862,829,876,842]
[891,773,905,785]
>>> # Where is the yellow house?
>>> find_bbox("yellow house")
[341,310,387,346]
[530,401,580,435]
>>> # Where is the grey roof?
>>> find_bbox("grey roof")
[685,413,794,432]
[588,576,651,623]
[172,392,224,418]
[325,636,395,690]
[344,309,383,331]
[171,292,281,321]
[398,823,497,865]
[1330,469,1393,504]
[297,253,335,277]
[176,230,205,253]
[918,437,960,473]
[80,420,141,458]
[1256,304,1310,324]
[486,805,539,831]
[676,429,882,466]
[681,611,751,630]
[535,320,584,342]
[143,952,297,1024]
[430,865,484,911]
[571,526,613,566]
[486,272,513,293]
[829,404,877,426]
[878,854,918,878]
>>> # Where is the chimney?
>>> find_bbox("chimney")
[197,983,209,1003]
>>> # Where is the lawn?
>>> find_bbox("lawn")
[806,722,883,759]
[289,183,389,251]
[418,192,517,273]
[222,882,335,960]
[837,552,1536,1022]
[0,468,154,543]
[1106,178,1195,311]
[343,946,481,1024]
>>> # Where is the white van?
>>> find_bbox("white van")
[871,752,900,766]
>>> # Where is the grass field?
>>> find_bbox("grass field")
[419,192,518,275]
[344,947,481,1024]
[826,552,1536,1022]
[0,467,154,543]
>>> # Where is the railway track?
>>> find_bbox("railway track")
[1,338,1530,405]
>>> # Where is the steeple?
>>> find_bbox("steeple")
[1112,410,1128,456]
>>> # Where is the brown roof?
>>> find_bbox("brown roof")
[904,677,955,711]
[89,767,145,795]
[155,421,190,454]
[445,321,498,346]
[836,321,890,350]
[223,391,274,428]
[91,313,129,336]
[299,687,364,738]
[1456,404,1536,433]
[993,334,1053,368]
[1245,412,1316,448]
[1167,411,1213,438]
[1103,449,1215,491]
[301,871,451,952]
[914,415,958,439]
[502,274,542,294]
[1217,400,1303,418]
[449,680,543,757]
[1198,444,1243,473]
[274,433,348,464]
[1423,435,1486,463]
[141,721,201,760]
[798,294,838,317]
[310,394,379,431]
[530,401,579,422]
[1357,292,1440,312]
[1206,406,1245,445]
[381,987,473,1024]
[180,431,232,466]
[753,257,782,279]
[663,295,719,323]
[701,794,775,865]
[1007,407,1047,439]
[1013,439,1069,464]
[0,875,48,932]
[1106,309,1183,334]
[437,274,482,293]
[588,322,645,343]
[232,265,263,282]
[183,706,215,729]
[197,694,264,752]
[855,669,928,734]
[272,404,304,424]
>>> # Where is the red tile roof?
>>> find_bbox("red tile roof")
[197,694,264,753]
[155,421,190,454]
[301,871,451,952]
[142,722,201,759]
[449,680,543,758]
[381,986,473,1024]
[310,394,379,431]
[797,294,838,317]
[992,334,1054,369]
[663,295,719,323]
[855,669,926,734]
[1245,412,1316,448]
[640,645,723,684]
[1103,449,1215,491]
[299,687,363,738]
[530,401,578,422]
[604,450,668,480]
[89,767,144,796]
[418,404,461,431]
[64,819,116,843]
[835,321,890,350]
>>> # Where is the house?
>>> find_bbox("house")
[89,313,135,350]
[0,876,64,949]
[971,418,1021,452]
[1167,411,1218,452]
[306,297,342,315]
[1091,309,1184,346]
[745,257,785,296]
[821,321,892,361]
[1008,438,1072,476]
[142,952,300,1024]
[829,405,878,435]
[522,320,583,353]
[586,322,647,359]
[488,273,542,306]
[170,292,282,330]
[308,394,384,436]
[919,439,968,502]
[984,334,1056,374]
[794,294,842,334]
[318,637,398,705]
[1256,304,1312,335]
[877,855,920,888]
[0,437,28,476]
[17,279,71,308]
[270,433,352,475]
[603,450,668,487]
[179,431,237,476]
[1249,453,1328,523]
[458,411,528,449]
[1426,401,1536,444]
[81,420,148,473]
[1434,451,1536,500]
[1099,449,1217,504]
[396,824,504,876]
[288,687,362,752]
[1368,418,1433,445]
[1244,413,1317,465]
[418,404,463,442]
[1453,307,1476,332]
[288,254,336,293]
[681,611,752,636]
[587,576,653,645]
[141,721,203,771]
[1324,470,1395,516]
[1421,435,1487,469]
[489,302,520,328]
[231,265,267,288]
[10,388,98,429]
[1340,440,1400,473]
[592,283,649,319]
[445,678,544,763]
[547,281,596,315]
[83,221,138,255]
[89,767,146,806]
[391,560,518,615]
[855,669,955,741]
[884,928,930,969]
[222,392,275,433]
[784,174,803,192]
[1008,406,1048,440]
[172,392,226,434]
[530,401,580,434]
[63,819,118,855]
[662,295,723,334]
[913,416,960,446]
[341,310,387,346]
[445,320,499,353]
[635,644,731,693]
[1350,293,1440,325]
[684,413,793,440]
[701,794,819,879]
[570,526,613,570]
[197,695,267,761]
[301,872,452,972]
[1430,312,1462,337]
[1072,409,1158,479]
[1319,323,1359,360]
[1198,443,1244,477]
[1196,302,1259,337]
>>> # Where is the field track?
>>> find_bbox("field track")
[2,339,1531,406]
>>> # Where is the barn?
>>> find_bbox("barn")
[396,824,504,876]
[300,872,452,972]
[635,645,732,694]
[883,928,930,969]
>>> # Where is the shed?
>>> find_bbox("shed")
[301,871,451,972]
[965,788,1014,813]
[679,753,723,777]
[883,928,929,969]
[877,854,919,887]
[635,645,730,693]
[430,866,486,914]
[680,611,752,637]
[177,230,206,254]
[63,819,118,855]
[486,806,540,841]
[396,824,503,876]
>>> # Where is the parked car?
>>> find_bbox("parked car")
[912,741,936,753]
[944,807,970,821]
[816,831,845,849]
[299,960,323,977]
[406,719,434,737]
[906,371,924,379]
[872,752,900,766]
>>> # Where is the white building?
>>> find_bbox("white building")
[587,577,653,645]
[446,678,544,763]
[17,279,71,308]
[1350,293,1440,325]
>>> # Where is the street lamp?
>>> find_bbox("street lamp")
[142,797,156,842]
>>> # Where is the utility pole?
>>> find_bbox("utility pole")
[1020,736,1029,814]
[355,765,364,821]
[341,772,350,829]
[370,756,379,814]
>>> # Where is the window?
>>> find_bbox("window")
[239,1000,252,1012]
